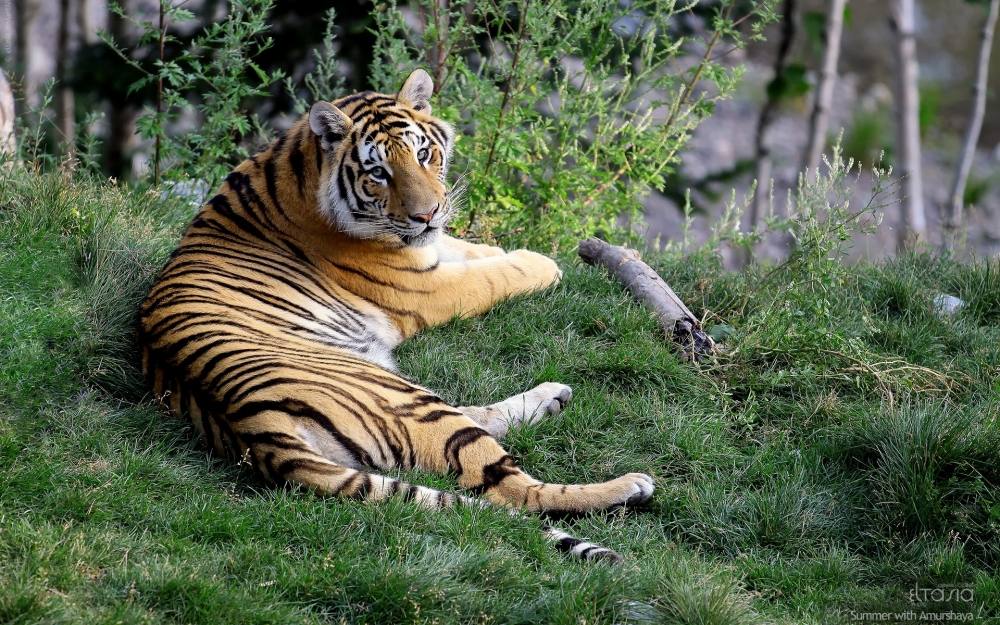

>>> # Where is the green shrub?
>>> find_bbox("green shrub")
[92,0,779,250]
[367,0,777,250]
[962,173,991,208]
[101,0,285,188]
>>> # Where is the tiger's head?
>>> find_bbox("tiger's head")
[308,70,456,248]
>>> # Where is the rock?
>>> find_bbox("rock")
[933,294,964,315]
[161,178,211,207]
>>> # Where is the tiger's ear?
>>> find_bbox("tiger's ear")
[309,102,353,151]
[397,69,433,113]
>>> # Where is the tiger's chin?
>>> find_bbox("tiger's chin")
[323,206,442,248]
[338,221,442,249]
[399,226,441,248]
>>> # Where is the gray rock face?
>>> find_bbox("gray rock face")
[642,61,1000,265]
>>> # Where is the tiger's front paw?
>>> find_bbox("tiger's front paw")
[606,473,655,509]
[508,249,562,290]
[522,382,573,423]
[471,244,507,259]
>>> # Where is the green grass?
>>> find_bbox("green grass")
[2,168,999,624]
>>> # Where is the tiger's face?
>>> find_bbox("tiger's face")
[309,70,456,248]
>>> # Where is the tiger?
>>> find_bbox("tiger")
[138,69,654,563]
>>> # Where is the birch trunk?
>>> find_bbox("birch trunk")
[105,0,135,179]
[802,0,847,184]
[943,0,1000,251]
[890,0,926,251]
[746,0,796,266]
[13,0,30,117]
[0,70,16,158]
[55,0,75,154]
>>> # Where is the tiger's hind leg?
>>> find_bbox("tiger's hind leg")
[275,446,625,562]
[235,409,625,561]
[227,372,650,561]
[457,382,573,438]
[399,400,654,515]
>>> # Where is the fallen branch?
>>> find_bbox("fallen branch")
[577,238,716,361]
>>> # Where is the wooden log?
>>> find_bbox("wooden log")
[578,238,717,361]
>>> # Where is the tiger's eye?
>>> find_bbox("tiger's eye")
[370,166,387,179]
[417,148,429,162]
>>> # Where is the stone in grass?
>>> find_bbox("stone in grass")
[933,294,964,316]
[1,70,17,158]
[161,178,211,207]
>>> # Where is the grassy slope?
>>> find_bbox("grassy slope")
[1,170,999,624]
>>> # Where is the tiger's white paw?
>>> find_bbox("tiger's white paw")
[608,473,655,508]
[519,382,573,424]
[467,383,573,438]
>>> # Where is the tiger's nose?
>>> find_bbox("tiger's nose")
[410,207,437,224]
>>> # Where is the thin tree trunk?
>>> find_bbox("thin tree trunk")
[105,0,134,179]
[889,0,926,251]
[13,0,31,116]
[55,0,75,155]
[745,0,796,266]
[802,0,847,184]
[77,0,91,42]
[0,70,17,158]
[153,0,165,185]
[943,0,999,251]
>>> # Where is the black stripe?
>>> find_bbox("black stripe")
[554,536,584,553]
[443,427,490,476]
[335,169,351,213]
[289,138,306,196]
[275,457,340,478]
[329,261,432,293]
[403,485,420,503]
[342,165,361,217]
[414,409,457,423]
[225,171,276,232]
[314,133,325,173]
[284,240,311,264]
[356,474,372,499]
[334,91,385,110]
[239,429,313,451]
[209,194,267,242]
[471,456,519,494]
[374,259,441,274]
[229,398,372,465]
[263,160,283,215]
